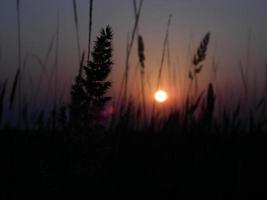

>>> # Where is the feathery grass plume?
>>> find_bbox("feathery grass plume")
[72,0,81,74]
[192,32,210,67]
[0,80,7,125]
[88,0,93,63]
[138,35,147,121]
[134,0,146,121]
[189,32,210,95]
[82,26,113,129]
[9,68,20,110]
[138,36,145,70]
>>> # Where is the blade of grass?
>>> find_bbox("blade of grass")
[87,0,93,63]
[9,68,20,110]
[151,14,172,121]
[73,0,81,72]
[156,14,172,90]
[120,0,144,102]
[16,0,22,126]
[0,80,7,125]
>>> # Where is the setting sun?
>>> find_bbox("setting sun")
[154,90,168,103]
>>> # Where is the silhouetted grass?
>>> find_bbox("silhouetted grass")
[0,80,7,124]
[9,68,20,110]
[72,0,81,68]
[87,0,93,63]
[2,1,267,199]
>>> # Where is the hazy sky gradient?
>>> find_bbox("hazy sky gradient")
[1,0,267,105]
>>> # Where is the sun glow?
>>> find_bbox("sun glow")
[154,90,168,103]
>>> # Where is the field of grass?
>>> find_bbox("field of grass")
[1,0,267,198]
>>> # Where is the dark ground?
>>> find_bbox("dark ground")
[1,130,267,199]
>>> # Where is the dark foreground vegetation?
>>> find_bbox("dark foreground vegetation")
[2,129,267,199]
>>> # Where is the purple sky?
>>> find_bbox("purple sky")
[1,0,267,107]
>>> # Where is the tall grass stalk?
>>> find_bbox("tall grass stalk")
[246,29,251,90]
[16,0,22,126]
[138,35,147,122]
[120,0,144,103]
[151,14,172,121]
[184,34,193,102]
[156,14,172,90]
[133,0,147,123]
[72,0,81,75]
[53,12,60,109]
[42,14,60,117]
[117,32,130,112]
[188,32,210,98]
[0,80,7,125]
[87,0,93,63]
[9,68,20,110]
[33,33,56,110]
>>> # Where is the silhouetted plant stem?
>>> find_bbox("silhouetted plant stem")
[72,0,81,73]
[53,11,60,111]
[151,14,172,121]
[16,0,22,127]
[87,0,93,63]
[133,0,147,124]
[156,14,172,90]
[120,0,144,103]
[9,68,20,110]
[32,33,56,111]
[138,35,147,123]
[0,81,7,126]
[264,61,267,114]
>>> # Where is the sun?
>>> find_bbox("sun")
[154,90,168,103]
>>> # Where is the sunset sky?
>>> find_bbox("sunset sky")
[1,0,267,106]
